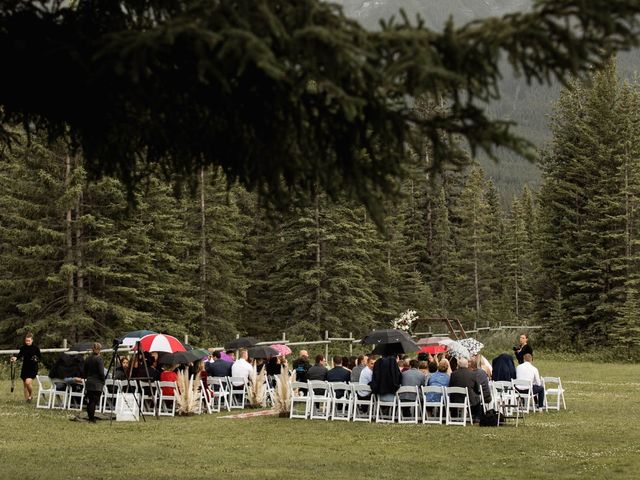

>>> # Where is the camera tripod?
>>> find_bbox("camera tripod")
[104,338,154,424]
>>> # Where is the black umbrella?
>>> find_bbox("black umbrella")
[67,341,95,353]
[361,329,418,353]
[371,342,418,355]
[225,337,258,350]
[247,345,279,359]
[158,351,199,365]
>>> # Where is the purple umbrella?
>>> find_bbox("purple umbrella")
[220,351,234,362]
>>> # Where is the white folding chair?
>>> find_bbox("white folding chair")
[227,376,248,409]
[421,385,445,424]
[138,380,158,415]
[445,386,473,426]
[308,381,332,420]
[206,377,230,412]
[396,386,420,424]
[157,381,178,416]
[351,384,375,422]
[101,379,121,414]
[35,375,56,409]
[265,376,276,407]
[66,379,86,411]
[330,382,352,421]
[289,381,311,419]
[542,377,566,411]
[479,383,493,413]
[374,394,397,424]
[50,379,68,409]
[512,378,536,414]
[492,380,519,426]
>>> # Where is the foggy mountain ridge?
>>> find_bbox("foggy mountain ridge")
[333,0,640,199]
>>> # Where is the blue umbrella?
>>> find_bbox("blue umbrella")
[118,330,157,347]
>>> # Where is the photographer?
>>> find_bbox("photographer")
[513,333,533,365]
[10,333,41,403]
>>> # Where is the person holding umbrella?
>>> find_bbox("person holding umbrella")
[84,343,105,423]
[10,333,41,403]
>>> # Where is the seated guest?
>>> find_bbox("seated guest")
[230,348,252,385]
[206,350,233,378]
[292,350,311,383]
[515,353,545,409]
[399,359,426,401]
[418,361,431,381]
[449,356,458,372]
[358,355,377,398]
[341,356,351,372]
[307,354,329,381]
[470,357,492,407]
[371,354,401,403]
[327,356,351,383]
[351,355,367,383]
[492,353,516,382]
[266,356,283,377]
[114,357,130,380]
[399,359,410,372]
[131,352,157,380]
[448,357,481,420]
[426,360,450,403]
[160,364,178,396]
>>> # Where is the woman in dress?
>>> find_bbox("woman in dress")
[10,333,41,403]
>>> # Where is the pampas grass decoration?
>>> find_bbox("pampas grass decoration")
[272,367,295,415]
[176,369,200,415]
[248,362,267,408]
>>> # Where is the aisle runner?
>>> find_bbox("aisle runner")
[218,409,279,419]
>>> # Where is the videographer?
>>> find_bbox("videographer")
[513,333,533,365]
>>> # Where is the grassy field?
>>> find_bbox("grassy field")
[1,358,639,480]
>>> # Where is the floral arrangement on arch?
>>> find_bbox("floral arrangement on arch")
[392,309,419,332]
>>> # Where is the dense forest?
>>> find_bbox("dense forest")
[1,61,639,358]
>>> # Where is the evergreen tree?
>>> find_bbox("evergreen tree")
[0,133,66,345]
[451,166,492,327]
[536,59,640,347]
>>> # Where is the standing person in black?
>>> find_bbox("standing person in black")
[10,333,41,403]
[513,333,533,364]
[84,342,105,423]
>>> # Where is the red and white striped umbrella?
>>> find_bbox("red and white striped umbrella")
[136,334,186,353]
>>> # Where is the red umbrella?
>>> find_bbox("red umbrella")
[419,345,447,354]
[135,334,186,353]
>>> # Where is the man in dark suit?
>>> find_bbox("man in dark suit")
[306,354,329,381]
[205,351,233,378]
[448,357,482,421]
[327,356,351,383]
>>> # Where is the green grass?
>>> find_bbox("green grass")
[1,359,639,479]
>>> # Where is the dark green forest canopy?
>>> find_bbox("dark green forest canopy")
[2,0,640,220]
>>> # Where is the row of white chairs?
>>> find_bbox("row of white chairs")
[289,381,474,425]
[35,376,86,411]
[490,377,566,417]
[35,375,179,416]
[289,376,566,426]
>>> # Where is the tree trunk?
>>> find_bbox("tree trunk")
[75,176,84,306]
[64,154,74,309]
[315,192,321,327]
[473,203,480,330]
[199,166,207,333]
